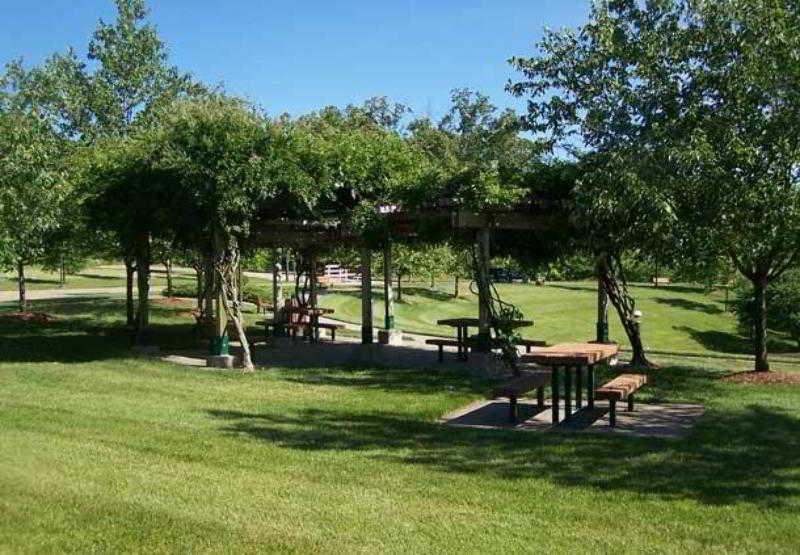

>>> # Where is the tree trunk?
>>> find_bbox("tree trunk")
[454,274,460,298]
[214,235,254,372]
[195,268,204,311]
[59,255,66,288]
[17,261,26,313]
[204,255,215,319]
[430,273,435,288]
[165,258,174,297]
[124,256,135,328]
[396,272,403,302]
[135,234,151,344]
[596,254,654,369]
[752,275,770,372]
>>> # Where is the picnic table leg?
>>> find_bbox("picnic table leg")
[576,365,583,408]
[551,366,560,425]
[564,366,573,418]
[587,365,595,409]
[509,395,518,423]
[457,326,463,360]
[537,386,545,410]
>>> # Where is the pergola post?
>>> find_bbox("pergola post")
[309,251,319,341]
[379,243,402,345]
[476,227,492,352]
[271,248,285,336]
[596,278,609,343]
[309,251,318,308]
[361,248,373,344]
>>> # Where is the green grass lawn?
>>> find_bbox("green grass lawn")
[320,280,800,362]
[2,288,800,552]
[0,264,198,292]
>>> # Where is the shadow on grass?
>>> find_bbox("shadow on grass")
[0,296,199,363]
[675,326,798,355]
[74,273,124,282]
[328,286,459,303]
[281,365,495,396]
[207,401,800,508]
[655,297,724,314]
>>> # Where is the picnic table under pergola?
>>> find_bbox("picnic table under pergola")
[437,317,534,359]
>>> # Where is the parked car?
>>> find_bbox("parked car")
[488,267,527,283]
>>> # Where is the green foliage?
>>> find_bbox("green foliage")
[0,107,70,270]
[732,271,800,347]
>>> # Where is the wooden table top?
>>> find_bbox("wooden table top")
[437,317,534,328]
[521,342,619,366]
[296,307,335,316]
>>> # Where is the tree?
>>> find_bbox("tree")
[33,0,200,329]
[0,68,70,312]
[152,96,287,371]
[511,0,800,372]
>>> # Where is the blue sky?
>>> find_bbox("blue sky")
[0,1,590,119]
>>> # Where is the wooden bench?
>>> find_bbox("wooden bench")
[425,338,462,362]
[594,373,648,427]
[651,276,670,287]
[492,371,550,422]
[313,321,343,341]
[515,338,547,353]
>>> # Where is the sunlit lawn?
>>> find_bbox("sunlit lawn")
[0,264,197,292]
[320,279,800,362]
[1,287,800,552]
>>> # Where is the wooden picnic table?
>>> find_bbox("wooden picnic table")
[521,342,619,425]
[296,306,335,342]
[437,317,534,359]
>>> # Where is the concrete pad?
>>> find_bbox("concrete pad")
[378,329,404,346]
[161,354,205,367]
[206,354,236,369]
[441,399,705,439]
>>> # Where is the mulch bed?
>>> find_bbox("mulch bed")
[0,312,58,323]
[723,371,800,385]
[153,297,191,306]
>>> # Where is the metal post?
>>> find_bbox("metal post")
[309,252,319,341]
[383,244,395,330]
[596,278,609,343]
[476,227,492,352]
[361,248,373,344]
[271,249,284,337]
[551,367,560,425]
[564,366,573,418]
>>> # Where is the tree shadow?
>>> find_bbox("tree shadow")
[206,403,800,508]
[327,286,460,303]
[674,326,797,355]
[74,272,124,282]
[0,296,200,363]
[655,297,724,315]
[281,365,495,396]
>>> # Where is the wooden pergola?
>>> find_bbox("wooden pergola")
[208,195,610,361]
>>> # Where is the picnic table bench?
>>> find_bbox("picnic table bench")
[492,371,549,422]
[425,336,548,362]
[258,299,343,343]
[595,373,648,426]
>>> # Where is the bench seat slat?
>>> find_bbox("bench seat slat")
[594,373,647,400]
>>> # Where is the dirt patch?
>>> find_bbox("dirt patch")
[0,312,58,323]
[723,371,800,385]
